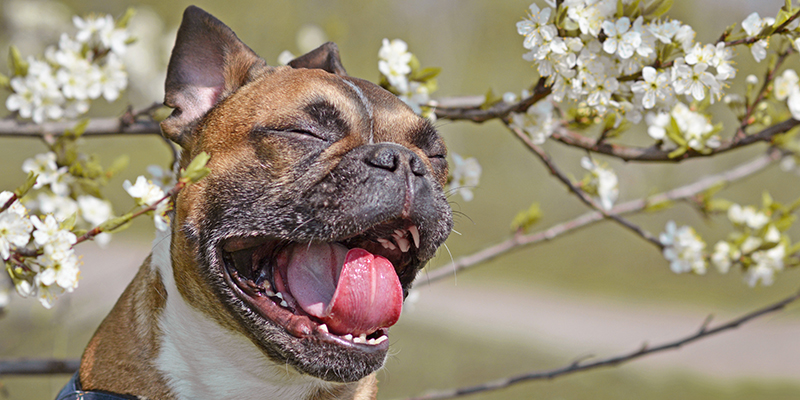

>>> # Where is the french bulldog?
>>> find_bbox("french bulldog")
[64,5,452,400]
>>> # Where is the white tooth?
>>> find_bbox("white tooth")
[394,229,406,238]
[359,333,367,340]
[396,237,410,253]
[264,289,275,297]
[344,334,353,341]
[377,238,397,251]
[354,335,367,344]
[367,338,376,345]
[280,300,288,307]
[374,335,388,344]
[275,292,283,299]
[408,225,420,248]
[318,324,329,333]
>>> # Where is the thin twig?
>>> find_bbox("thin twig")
[549,117,799,162]
[419,150,779,284]
[432,78,550,123]
[0,358,79,375]
[723,10,800,47]
[505,120,664,248]
[0,103,162,138]
[399,288,800,400]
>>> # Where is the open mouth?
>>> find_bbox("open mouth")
[220,220,420,351]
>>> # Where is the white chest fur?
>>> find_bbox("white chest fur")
[151,229,333,400]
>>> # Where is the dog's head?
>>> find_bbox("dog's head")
[160,6,452,383]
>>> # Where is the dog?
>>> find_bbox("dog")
[61,6,453,400]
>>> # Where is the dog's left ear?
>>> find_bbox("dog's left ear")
[161,6,268,146]
[288,42,348,76]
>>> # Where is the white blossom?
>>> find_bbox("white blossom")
[0,191,27,217]
[517,3,557,50]
[774,69,799,101]
[645,111,670,140]
[378,38,412,93]
[0,207,33,260]
[660,221,707,274]
[788,89,800,121]
[711,241,734,274]
[746,244,785,287]
[673,62,720,102]
[36,193,78,222]
[77,195,113,226]
[750,39,768,62]
[123,176,165,207]
[631,66,670,109]
[21,152,72,196]
[647,20,681,44]
[727,204,769,230]
[580,157,618,211]
[509,96,557,144]
[277,50,295,66]
[602,17,641,59]
[448,153,482,202]
[741,12,765,36]
[30,214,61,246]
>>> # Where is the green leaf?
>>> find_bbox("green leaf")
[99,215,133,234]
[643,0,673,17]
[61,212,78,231]
[15,172,39,198]
[668,146,687,159]
[480,88,503,110]
[66,119,90,138]
[705,198,734,212]
[510,203,542,233]
[78,178,103,198]
[0,72,9,89]
[106,155,129,177]
[116,7,136,29]
[762,191,773,209]
[616,0,624,18]
[408,54,421,74]
[8,46,29,76]
[775,214,796,231]
[411,66,441,82]
[644,198,674,212]
[181,152,211,183]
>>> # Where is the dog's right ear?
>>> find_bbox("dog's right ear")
[161,6,267,147]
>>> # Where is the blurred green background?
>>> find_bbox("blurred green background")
[1,0,799,399]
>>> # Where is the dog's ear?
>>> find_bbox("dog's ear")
[288,42,348,76]
[161,6,268,146]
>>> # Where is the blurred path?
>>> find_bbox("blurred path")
[405,281,800,380]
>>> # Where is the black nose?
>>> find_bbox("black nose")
[365,143,426,176]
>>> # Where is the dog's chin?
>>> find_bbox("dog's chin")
[217,219,423,382]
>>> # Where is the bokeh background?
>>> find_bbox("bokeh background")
[1,0,799,399]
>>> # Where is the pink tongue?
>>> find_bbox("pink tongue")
[286,243,403,336]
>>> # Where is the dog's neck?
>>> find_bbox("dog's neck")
[151,228,337,399]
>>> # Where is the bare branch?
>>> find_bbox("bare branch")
[0,103,162,138]
[550,117,799,162]
[419,150,779,284]
[432,78,551,123]
[0,358,79,375]
[505,120,664,248]
[399,288,800,400]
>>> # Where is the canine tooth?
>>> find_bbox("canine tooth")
[280,300,288,307]
[374,335,388,344]
[408,225,420,248]
[396,237,410,253]
[318,324,329,333]
[377,238,397,251]
[343,334,353,341]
